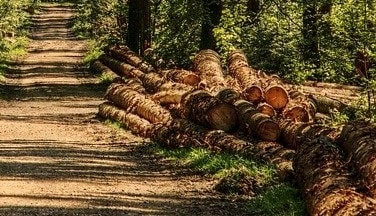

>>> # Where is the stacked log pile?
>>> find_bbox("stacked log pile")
[94,45,376,215]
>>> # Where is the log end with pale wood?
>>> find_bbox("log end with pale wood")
[264,85,289,109]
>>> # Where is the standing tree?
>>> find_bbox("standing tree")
[200,0,222,50]
[302,1,319,69]
[127,0,152,55]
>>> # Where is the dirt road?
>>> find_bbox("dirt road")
[0,4,247,216]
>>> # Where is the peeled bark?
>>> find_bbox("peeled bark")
[105,83,172,125]
[234,100,280,141]
[294,137,376,215]
[181,90,238,132]
[161,69,201,86]
[194,49,227,93]
[99,55,144,78]
[339,122,376,198]
[98,102,154,137]
[108,45,155,72]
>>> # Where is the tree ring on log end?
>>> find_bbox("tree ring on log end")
[264,85,289,109]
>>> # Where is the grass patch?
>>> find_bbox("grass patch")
[104,119,124,130]
[83,40,105,65]
[148,144,276,188]
[98,72,115,84]
[247,183,307,216]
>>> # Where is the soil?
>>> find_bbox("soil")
[0,4,248,216]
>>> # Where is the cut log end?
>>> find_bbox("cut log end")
[183,74,201,86]
[257,103,276,117]
[207,103,238,132]
[284,106,310,122]
[257,120,281,141]
[244,85,264,103]
[264,85,289,109]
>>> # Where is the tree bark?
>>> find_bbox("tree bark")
[105,83,173,125]
[161,69,201,86]
[181,90,238,132]
[339,122,376,198]
[98,102,154,137]
[194,49,226,93]
[99,55,144,78]
[234,100,280,141]
[294,137,376,215]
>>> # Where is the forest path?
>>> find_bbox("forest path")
[0,4,247,215]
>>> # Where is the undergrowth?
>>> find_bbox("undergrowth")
[148,144,307,216]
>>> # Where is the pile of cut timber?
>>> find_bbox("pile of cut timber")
[93,45,376,214]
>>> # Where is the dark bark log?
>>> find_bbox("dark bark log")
[105,83,172,125]
[98,102,154,137]
[339,122,376,198]
[181,90,238,132]
[308,94,347,114]
[294,137,376,215]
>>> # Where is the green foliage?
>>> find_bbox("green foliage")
[83,40,105,65]
[104,119,124,130]
[98,72,115,84]
[248,183,307,216]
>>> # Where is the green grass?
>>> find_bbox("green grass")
[104,119,124,130]
[148,144,307,215]
[247,183,307,216]
[83,40,105,65]
[98,72,115,84]
[148,144,276,187]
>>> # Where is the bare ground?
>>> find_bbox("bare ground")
[0,4,248,216]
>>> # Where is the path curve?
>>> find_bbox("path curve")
[0,4,247,216]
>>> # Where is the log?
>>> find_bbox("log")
[194,49,227,93]
[216,88,241,104]
[303,81,363,91]
[283,90,316,122]
[294,137,376,215]
[108,45,155,73]
[152,90,187,105]
[122,78,147,94]
[161,69,201,86]
[98,102,154,137]
[99,55,144,78]
[227,51,289,108]
[339,122,376,198]
[256,103,276,117]
[234,100,280,141]
[280,120,339,150]
[181,90,238,132]
[308,94,347,114]
[90,60,116,76]
[105,83,173,125]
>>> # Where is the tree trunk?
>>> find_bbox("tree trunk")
[308,94,347,114]
[140,0,152,56]
[200,0,222,50]
[105,83,172,125]
[339,122,376,198]
[98,102,154,137]
[127,0,141,54]
[302,2,320,69]
[283,90,317,122]
[294,137,376,215]
[256,103,276,117]
[181,90,238,132]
